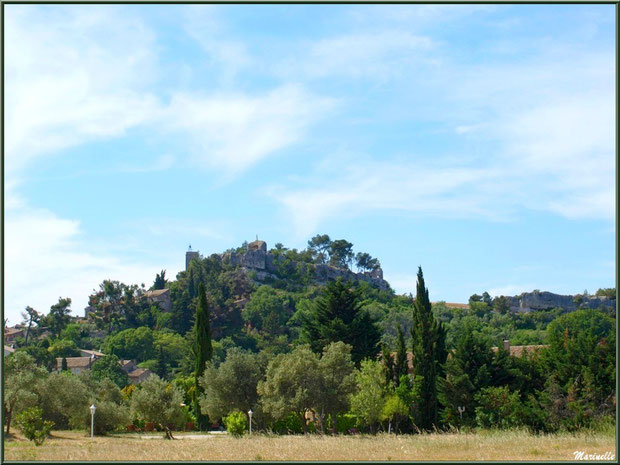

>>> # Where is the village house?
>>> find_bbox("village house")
[144,288,171,312]
[55,356,96,374]
[4,326,26,344]
[4,345,15,356]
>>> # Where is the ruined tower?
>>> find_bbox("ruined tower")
[186,245,200,271]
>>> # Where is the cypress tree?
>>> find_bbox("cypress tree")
[395,324,408,383]
[61,357,68,371]
[156,345,168,380]
[193,283,212,430]
[410,266,444,431]
[381,343,395,388]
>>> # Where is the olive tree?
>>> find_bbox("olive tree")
[130,375,185,439]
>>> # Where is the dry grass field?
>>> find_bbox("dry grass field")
[3,429,616,461]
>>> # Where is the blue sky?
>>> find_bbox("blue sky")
[4,4,615,325]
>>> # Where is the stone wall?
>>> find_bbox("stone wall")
[505,290,615,313]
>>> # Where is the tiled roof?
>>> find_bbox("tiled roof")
[128,368,153,378]
[145,289,169,297]
[57,357,93,368]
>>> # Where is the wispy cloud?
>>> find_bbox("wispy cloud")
[161,84,337,178]
[276,31,435,81]
[5,5,161,177]
[4,206,180,325]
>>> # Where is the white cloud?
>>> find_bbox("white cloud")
[268,159,510,239]
[3,207,181,326]
[162,85,336,177]
[276,31,435,81]
[4,5,161,176]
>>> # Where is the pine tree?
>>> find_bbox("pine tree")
[193,283,212,430]
[410,266,444,431]
[395,324,408,384]
[300,278,380,365]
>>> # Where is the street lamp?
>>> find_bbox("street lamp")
[90,404,96,440]
[248,409,253,435]
[457,406,465,421]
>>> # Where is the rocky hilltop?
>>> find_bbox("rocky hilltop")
[505,290,615,313]
[218,239,390,291]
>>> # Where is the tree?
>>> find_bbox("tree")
[381,344,395,388]
[300,278,380,365]
[329,239,354,269]
[130,375,185,439]
[313,342,356,434]
[153,270,168,290]
[4,352,47,434]
[350,359,387,434]
[89,281,125,333]
[394,324,408,384]
[35,371,89,430]
[355,252,380,273]
[103,327,155,362]
[193,283,213,430]
[410,267,445,431]
[492,296,510,314]
[258,345,320,434]
[15,407,54,446]
[21,306,42,346]
[45,297,72,338]
[382,393,409,434]
[199,349,268,429]
[307,234,331,264]
[438,326,493,427]
[47,339,80,360]
[90,355,129,388]
[61,357,68,371]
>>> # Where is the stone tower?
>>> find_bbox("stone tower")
[186,245,200,271]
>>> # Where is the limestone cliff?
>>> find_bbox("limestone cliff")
[505,290,615,313]
[220,240,390,291]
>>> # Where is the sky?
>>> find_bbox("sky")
[3,3,616,325]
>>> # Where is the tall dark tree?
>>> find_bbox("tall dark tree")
[61,357,68,372]
[381,343,395,388]
[45,298,72,338]
[193,283,213,430]
[410,267,444,431]
[307,234,332,264]
[21,306,41,346]
[153,270,167,290]
[300,278,380,365]
[329,239,354,270]
[395,324,409,384]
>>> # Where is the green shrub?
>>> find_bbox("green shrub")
[77,401,130,434]
[474,386,525,429]
[272,413,303,434]
[223,411,247,437]
[15,407,54,446]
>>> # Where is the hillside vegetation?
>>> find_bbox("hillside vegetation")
[5,234,616,444]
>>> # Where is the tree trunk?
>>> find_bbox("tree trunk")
[5,405,13,435]
[24,319,32,346]
[297,412,308,434]
[162,424,175,440]
[330,411,338,435]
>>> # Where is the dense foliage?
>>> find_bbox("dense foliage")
[3,235,615,437]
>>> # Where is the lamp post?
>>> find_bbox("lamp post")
[457,406,465,421]
[90,404,96,440]
[248,409,253,435]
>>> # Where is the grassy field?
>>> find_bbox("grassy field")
[3,429,616,461]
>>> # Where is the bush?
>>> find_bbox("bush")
[474,386,525,429]
[223,411,247,437]
[15,407,54,446]
[272,413,303,434]
[77,401,130,435]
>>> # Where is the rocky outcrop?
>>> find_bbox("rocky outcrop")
[505,290,615,313]
[220,241,390,291]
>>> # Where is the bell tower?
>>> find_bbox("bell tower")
[186,244,200,271]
